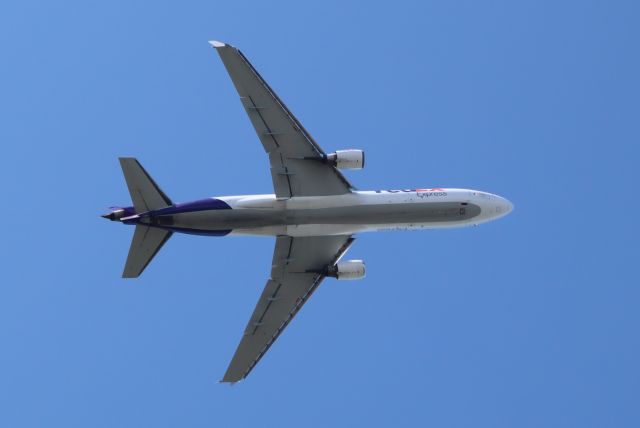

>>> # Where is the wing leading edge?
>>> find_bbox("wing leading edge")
[222,235,354,383]
[209,41,354,198]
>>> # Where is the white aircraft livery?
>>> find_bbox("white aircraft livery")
[103,41,513,383]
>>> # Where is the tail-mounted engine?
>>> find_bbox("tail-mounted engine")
[327,260,366,280]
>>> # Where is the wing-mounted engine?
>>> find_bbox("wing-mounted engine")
[327,260,366,280]
[325,149,365,170]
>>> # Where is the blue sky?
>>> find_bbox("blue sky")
[1,1,639,427]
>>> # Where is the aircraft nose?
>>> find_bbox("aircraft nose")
[495,196,513,216]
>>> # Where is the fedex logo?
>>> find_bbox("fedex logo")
[375,188,447,198]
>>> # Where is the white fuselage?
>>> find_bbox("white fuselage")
[165,188,513,237]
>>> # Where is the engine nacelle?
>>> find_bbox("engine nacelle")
[326,149,365,170]
[330,260,366,280]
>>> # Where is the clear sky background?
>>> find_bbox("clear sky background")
[1,1,638,427]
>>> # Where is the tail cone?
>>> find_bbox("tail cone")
[101,209,125,221]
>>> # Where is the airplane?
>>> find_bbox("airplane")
[102,41,513,383]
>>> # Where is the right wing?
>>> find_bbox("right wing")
[222,235,354,383]
[210,41,354,199]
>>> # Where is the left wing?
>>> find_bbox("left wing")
[222,235,354,383]
[209,41,354,199]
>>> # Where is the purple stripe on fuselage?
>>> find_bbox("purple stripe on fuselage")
[116,199,232,234]
[110,206,136,217]
[150,198,231,216]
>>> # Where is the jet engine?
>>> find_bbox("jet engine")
[325,149,365,170]
[328,260,366,280]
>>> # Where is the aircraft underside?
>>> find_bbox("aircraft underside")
[145,200,481,237]
[103,41,513,383]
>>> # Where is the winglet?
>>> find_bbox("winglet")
[208,40,226,48]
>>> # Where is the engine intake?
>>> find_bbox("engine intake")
[328,260,366,280]
[326,149,365,170]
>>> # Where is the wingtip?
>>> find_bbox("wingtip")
[208,40,226,48]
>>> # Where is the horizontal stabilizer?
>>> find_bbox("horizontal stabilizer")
[122,225,172,278]
[119,157,172,213]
